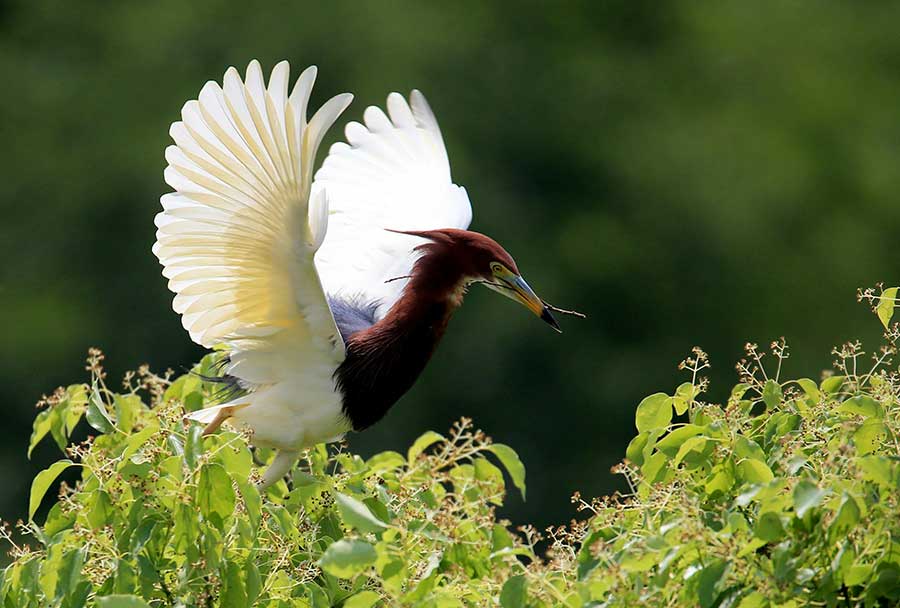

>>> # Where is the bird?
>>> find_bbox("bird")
[153,60,567,487]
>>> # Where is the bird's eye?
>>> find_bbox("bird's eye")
[491,263,504,275]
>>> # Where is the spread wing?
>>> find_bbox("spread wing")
[153,60,352,364]
[312,91,472,318]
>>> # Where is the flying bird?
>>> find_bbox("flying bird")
[153,60,566,487]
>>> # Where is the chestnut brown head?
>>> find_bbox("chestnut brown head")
[396,228,561,331]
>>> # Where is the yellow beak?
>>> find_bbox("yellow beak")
[484,272,561,332]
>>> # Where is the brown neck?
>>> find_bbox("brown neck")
[334,246,468,431]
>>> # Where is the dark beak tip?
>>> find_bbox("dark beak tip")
[540,307,562,333]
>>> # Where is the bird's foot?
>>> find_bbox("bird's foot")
[257,449,300,490]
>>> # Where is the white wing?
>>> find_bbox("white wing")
[312,90,472,318]
[153,60,352,372]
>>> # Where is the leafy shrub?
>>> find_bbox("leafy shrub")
[3,288,900,607]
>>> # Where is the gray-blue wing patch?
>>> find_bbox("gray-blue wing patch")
[329,296,380,342]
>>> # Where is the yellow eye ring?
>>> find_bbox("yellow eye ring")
[491,263,504,275]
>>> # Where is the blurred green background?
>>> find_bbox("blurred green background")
[3,1,899,535]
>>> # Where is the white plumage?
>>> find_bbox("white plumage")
[153,60,471,484]
[314,90,472,318]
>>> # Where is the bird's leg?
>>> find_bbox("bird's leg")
[258,449,299,490]
[249,445,266,467]
[201,406,233,436]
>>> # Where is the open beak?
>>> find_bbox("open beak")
[484,273,561,332]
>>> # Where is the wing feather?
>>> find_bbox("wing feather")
[154,61,352,359]
[313,90,472,317]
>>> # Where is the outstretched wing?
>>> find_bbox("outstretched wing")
[312,91,472,318]
[153,60,352,362]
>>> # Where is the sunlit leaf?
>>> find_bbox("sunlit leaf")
[635,393,672,432]
[96,596,152,608]
[853,419,887,455]
[857,455,894,486]
[876,287,898,329]
[820,376,845,395]
[839,396,882,419]
[336,492,388,534]
[198,463,235,530]
[488,444,527,501]
[29,460,75,520]
[319,540,377,579]
[407,431,444,463]
[737,459,774,484]
[795,378,821,403]
[86,386,114,434]
[762,379,782,410]
[344,590,381,608]
[28,409,56,459]
[793,480,828,518]
[829,493,861,540]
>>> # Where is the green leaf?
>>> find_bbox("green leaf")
[635,393,672,432]
[620,550,658,572]
[762,379,782,410]
[656,425,704,456]
[367,450,406,475]
[28,409,55,459]
[335,492,388,534]
[500,575,528,608]
[487,444,527,500]
[344,590,380,608]
[183,424,204,470]
[857,455,894,486]
[64,384,88,436]
[820,375,845,395]
[730,383,751,400]
[407,430,444,463]
[86,387,114,434]
[877,287,898,328]
[844,564,872,586]
[696,559,728,608]
[853,419,887,455]
[641,451,669,484]
[114,395,141,434]
[734,436,766,462]
[830,493,861,540]
[839,396,882,419]
[754,512,785,542]
[474,457,506,504]
[795,378,821,402]
[738,591,767,608]
[86,490,113,529]
[29,460,75,520]
[318,540,377,578]
[198,463,235,530]
[793,480,828,518]
[96,596,152,608]
[220,560,248,608]
[737,459,774,484]
[672,436,707,467]
[625,432,650,467]
[672,382,698,415]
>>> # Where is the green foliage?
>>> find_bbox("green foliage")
[5,301,900,606]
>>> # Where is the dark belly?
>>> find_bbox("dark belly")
[334,301,451,431]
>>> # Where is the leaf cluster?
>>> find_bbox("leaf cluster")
[4,290,900,606]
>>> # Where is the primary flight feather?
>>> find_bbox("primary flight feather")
[154,61,562,486]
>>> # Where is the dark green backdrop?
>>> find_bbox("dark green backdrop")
[3,1,899,534]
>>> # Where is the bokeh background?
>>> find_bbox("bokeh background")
[3,1,899,537]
